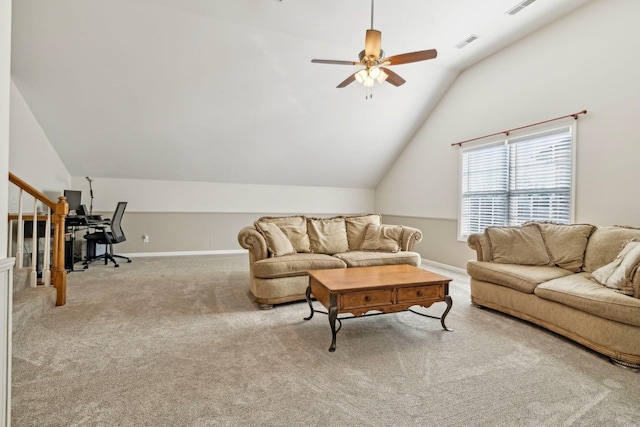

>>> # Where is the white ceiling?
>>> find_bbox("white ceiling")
[10,0,593,188]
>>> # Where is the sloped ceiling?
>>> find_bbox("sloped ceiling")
[10,0,592,188]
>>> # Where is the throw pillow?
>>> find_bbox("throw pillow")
[344,213,382,250]
[532,222,595,272]
[360,224,403,252]
[254,221,296,257]
[486,224,551,266]
[256,215,311,253]
[590,240,640,296]
[306,217,349,255]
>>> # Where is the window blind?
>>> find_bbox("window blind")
[460,126,573,238]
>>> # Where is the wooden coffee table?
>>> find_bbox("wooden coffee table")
[304,264,453,352]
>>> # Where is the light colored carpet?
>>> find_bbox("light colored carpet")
[12,255,640,426]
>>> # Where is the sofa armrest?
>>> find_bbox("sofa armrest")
[237,226,268,262]
[467,232,491,261]
[633,266,640,299]
[400,226,423,251]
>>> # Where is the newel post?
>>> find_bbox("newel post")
[51,196,68,306]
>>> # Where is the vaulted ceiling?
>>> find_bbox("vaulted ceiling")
[10,0,592,188]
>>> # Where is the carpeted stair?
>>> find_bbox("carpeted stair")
[11,267,56,334]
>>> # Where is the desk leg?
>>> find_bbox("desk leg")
[303,285,314,321]
[328,294,338,352]
[441,295,453,332]
[66,227,85,273]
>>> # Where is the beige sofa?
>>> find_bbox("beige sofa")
[238,214,422,309]
[467,223,640,368]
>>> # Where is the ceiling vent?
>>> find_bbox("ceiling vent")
[454,34,480,49]
[506,0,537,15]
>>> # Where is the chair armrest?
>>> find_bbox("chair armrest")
[467,232,491,261]
[400,226,423,251]
[237,226,268,262]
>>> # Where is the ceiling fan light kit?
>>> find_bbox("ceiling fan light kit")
[311,0,437,98]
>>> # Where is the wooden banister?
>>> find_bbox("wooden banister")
[7,172,67,306]
[8,173,57,210]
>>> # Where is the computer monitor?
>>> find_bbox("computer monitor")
[63,190,82,214]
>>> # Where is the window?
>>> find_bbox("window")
[459,125,575,239]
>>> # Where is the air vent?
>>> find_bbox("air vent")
[454,34,480,49]
[506,0,537,15]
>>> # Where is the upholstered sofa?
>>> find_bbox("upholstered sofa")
[238,214,423,309]
[467,223,640,368]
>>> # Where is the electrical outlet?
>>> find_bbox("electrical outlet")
[142,234,149,243]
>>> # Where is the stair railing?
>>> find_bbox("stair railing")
[7,173,67,306]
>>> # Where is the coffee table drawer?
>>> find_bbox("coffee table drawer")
[397,285,443,303]
[341,290,394,309]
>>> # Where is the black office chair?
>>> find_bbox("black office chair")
[83,202,132,268]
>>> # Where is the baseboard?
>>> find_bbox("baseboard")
[421,258,467,276]
[120,249,247,258]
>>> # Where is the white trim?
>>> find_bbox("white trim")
[120,249,247,258]
[0,258,13,427]
[0,258,14,272]
[421,258,467,276]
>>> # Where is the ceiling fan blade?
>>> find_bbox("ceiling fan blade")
[311,59,359,66]
[381,68,406,86]
[382,49,437,66]
[337,73,357,88]
[364,29,382,60]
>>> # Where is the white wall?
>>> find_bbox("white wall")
[376,0,640,230]
[9,80,70,209]
[0,1,10,259]
[70,176,375,214]
[1,0,12,424]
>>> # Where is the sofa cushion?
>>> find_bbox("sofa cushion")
[535,273,640,327]
[256,216,311,253]
[486,224,551,266]
[360,224,403,252]
[252,253,346,279]
[533,222,595,272]
[344,213,382,250]
[307,217,349,254]
[333,251,421,268]
[583,226,640,273]
[466,261,573,294]
[590,240,640,296]
[254,221,296,257]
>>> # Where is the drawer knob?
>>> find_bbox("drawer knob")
[364,296,371,302]
[417,291,423,297]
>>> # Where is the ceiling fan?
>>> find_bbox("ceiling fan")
[311,0,437,92]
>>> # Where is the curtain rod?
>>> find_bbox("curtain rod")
[451,109,587,147]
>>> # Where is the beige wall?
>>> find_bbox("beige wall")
[382,215,475,269]
[103,212,259,255]
[376,0,640,267]
[97,211,476,270]
[87,211,359,256]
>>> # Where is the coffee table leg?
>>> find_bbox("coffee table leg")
[328,294,338,352]
[303,285,314,321]
[441,295,453,331]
